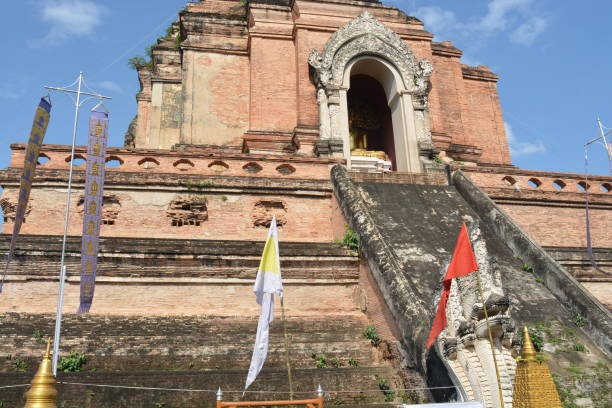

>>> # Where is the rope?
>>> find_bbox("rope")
[0,384,29,389]
[583,147,611,276]
[56,382,457,394]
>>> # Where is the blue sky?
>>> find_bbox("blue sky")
[0,0,610,180]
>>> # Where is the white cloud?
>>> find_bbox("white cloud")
[34,0,105,45]
[412,0,548,48]
[505,122,546,157]
[476,0,530,32]
[414,6,456,38]
[510,17,549,45]
[94,81,123,94]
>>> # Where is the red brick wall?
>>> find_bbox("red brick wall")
[249,35,298,131]
[1,186,338,242]
[464,167,612,248]
[10,144,337,180]
[461,78,510,165]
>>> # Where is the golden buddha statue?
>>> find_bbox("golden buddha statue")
[348,95,388,161]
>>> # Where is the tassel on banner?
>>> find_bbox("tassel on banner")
[0,97,51,293]
[77,110,109,313]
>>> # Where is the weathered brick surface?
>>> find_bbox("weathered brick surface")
[0,314,376,371]
[1,367,410,408]
[332,165,611,403]
[461,166,612,304]
[0,236,362,315]
[0,164,344,242]
[9,143,340,179]
[130,0,511,166]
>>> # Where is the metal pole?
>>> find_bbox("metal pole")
[280,297,294,400]
[476,270,505,408]
[52,71,83,375]
[52,265,67,375]
[596,119,612,175]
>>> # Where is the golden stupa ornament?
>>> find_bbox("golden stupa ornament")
[24,338,58,408]
[512,326,562,408]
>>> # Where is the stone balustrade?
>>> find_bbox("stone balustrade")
[459,166,612,195]
[8,143,343,181]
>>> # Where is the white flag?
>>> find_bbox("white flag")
[244,217,283,393]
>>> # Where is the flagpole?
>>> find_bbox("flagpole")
[475,270,505,407]
[280,297,294,400]
[44,72,112,375]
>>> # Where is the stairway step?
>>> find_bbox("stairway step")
[0,367,408,408]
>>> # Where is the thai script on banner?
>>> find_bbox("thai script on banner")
[77,110,108,313]
[0,97,51,293]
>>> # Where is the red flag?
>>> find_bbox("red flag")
[426,224,478,349]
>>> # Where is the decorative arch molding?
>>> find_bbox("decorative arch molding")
[308,12,432,93]
[308,12,436,172]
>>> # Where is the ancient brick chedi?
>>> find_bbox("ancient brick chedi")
[1,1,611,407]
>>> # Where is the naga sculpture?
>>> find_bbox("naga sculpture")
[434,223,517,408]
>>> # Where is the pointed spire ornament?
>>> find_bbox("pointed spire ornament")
[512,326,562,408]
[520,326,538,359]
[24,338,58,408]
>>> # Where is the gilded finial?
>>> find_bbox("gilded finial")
[521,326,537,359]
[513,326,562,407]
[24,338,58,408]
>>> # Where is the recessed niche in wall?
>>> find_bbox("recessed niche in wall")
[167,195,208,227]
[252,200,287,228]
[276,164,296,175]
[600,183,611,193]
[0,197,31,223]
[138,157,160,169]
[174,159,195,171]
[76,194,121,226]
[243,162,263,174]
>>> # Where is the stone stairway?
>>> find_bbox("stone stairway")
[331,165,612,405]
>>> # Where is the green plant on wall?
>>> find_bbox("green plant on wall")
[11,358,28,371]
[58,352,87,372]
[364,325,380,345]
[378,378,395,402]
[336,225,359,250]
[573,314,585,328]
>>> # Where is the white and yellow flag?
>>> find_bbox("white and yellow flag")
[244,216,284,393]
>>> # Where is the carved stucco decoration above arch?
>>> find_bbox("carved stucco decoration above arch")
[308,12,436,171]
[308,11,433,95]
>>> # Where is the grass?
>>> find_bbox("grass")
[335,225,359,250]
[11,358,27,371]
[58,352,87,372]
[573,314,586,328]
[363,325,380,345]
[378,378,395,402]
[311,353,327,368]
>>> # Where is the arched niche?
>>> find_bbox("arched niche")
[309,12,435,172]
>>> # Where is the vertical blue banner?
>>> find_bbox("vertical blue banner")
[1,98,51,293]
[77,110,108,313]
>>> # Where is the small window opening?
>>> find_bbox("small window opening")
[552,180,566,190]
[527,178,541,188]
